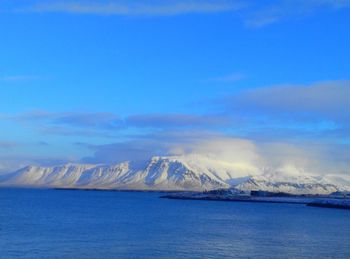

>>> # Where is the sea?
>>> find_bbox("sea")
[0,188,349,258]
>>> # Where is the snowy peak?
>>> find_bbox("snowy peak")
[140,156,228,190]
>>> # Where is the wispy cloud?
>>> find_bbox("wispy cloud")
[17,0,246,16]
[13,111,122,130]
[3,110,232,137]
[6,0,349,27]
[216,79,350,144]
[3,80,350,140]
[246,0,350,27]
[223,80,350,122]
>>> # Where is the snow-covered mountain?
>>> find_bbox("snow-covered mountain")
[0,155,349,194]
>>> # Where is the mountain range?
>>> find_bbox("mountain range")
[1,155,349,194]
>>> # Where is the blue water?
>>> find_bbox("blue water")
[0,188,349,258]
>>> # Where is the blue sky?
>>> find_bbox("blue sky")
[0,0,350,173]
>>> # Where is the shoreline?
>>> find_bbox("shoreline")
[161,193,350,210]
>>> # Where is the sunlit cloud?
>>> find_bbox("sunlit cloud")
[79,133,350,177]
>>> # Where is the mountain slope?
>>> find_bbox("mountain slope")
[0,155,349,194]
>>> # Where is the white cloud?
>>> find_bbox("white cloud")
[174,137,347,176]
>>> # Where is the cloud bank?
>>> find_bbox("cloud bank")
[79,134,350,177]
[1,79,349,176]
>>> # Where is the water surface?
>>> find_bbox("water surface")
[0,188,349,258]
